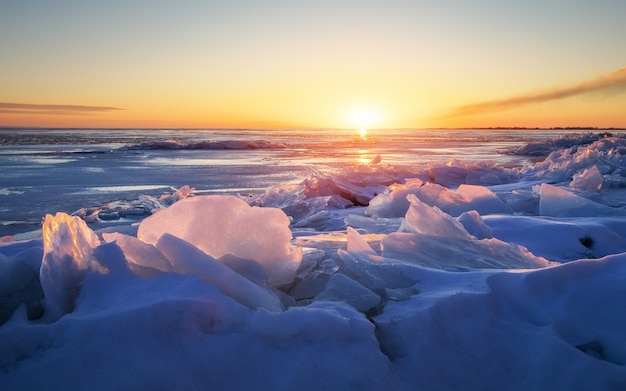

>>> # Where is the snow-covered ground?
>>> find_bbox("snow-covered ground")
[2,131,626,390]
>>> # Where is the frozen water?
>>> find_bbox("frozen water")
[453,184,512,215]
[2,130,626,389]
[365,178,425,218]
[138,195,302,286]
[570,165,603,191]
[346,225,378,255]
[539,183,626,217]
[375,254,626,389]
[381,232,550,270]
[484,214,626,261]
[314,273,380,312]
[366,181,511,219]
[155,233,283,311]
[219,254,269,287]
[40,213,106,320]
[456,210,493,239]
[101,232,173,276]
[403,194,472,239]
[0,253,43,325]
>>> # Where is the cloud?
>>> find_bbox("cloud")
[448,66,626,118]
[0,102,124,115]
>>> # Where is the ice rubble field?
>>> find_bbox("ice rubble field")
[2,133,626,390]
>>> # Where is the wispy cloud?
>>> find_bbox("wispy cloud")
[447,66,626,118]
[0,102,124,115]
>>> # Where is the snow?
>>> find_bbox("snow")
[376,254,626,390]
[2,132,626,389]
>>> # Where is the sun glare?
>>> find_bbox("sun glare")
[347,107,382,139]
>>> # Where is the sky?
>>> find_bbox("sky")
[1,0,626,130]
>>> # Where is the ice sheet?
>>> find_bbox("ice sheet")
[2,131,626,389]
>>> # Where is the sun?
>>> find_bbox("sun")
[346,107,383,138]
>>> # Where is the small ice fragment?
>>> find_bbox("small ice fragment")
[404,194,472,239]
[338,249,416,290]
[314,273,380,312]
[346,226,378,255]
[452,184,512,215]
[570,165,603,191]
[291,273,331,300]
[457,210,493,239]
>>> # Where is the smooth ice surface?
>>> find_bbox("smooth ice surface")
[138,195,302,286]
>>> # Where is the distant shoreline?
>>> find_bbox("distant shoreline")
[1,126,625,131]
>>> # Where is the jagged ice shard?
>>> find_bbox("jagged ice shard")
[40,213,107,320]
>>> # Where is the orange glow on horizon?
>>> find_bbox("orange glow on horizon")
[2,3,626,130]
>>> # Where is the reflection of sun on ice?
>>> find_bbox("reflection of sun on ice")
[346,107,382,139]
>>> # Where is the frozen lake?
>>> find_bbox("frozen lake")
[2,129,626,389]
[1,127,556,235]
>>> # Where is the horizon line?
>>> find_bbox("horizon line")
[1,125,625,131]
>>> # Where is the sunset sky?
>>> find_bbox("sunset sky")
[1,0,625,129]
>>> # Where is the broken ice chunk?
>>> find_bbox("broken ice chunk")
[155,233,283,311]
[452,184,512,215]
[314,273,380,312]
[404,194,472,239]
[539,183,626,217]
[457,210,493,239]
[338,249,416,290]
[570,165,603,191]
[219,254,268,287]
[102,232,173,276]
[346,226,378,255]
[40,213,106,319]
[137,195,302,286]
[381,232,551,270]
